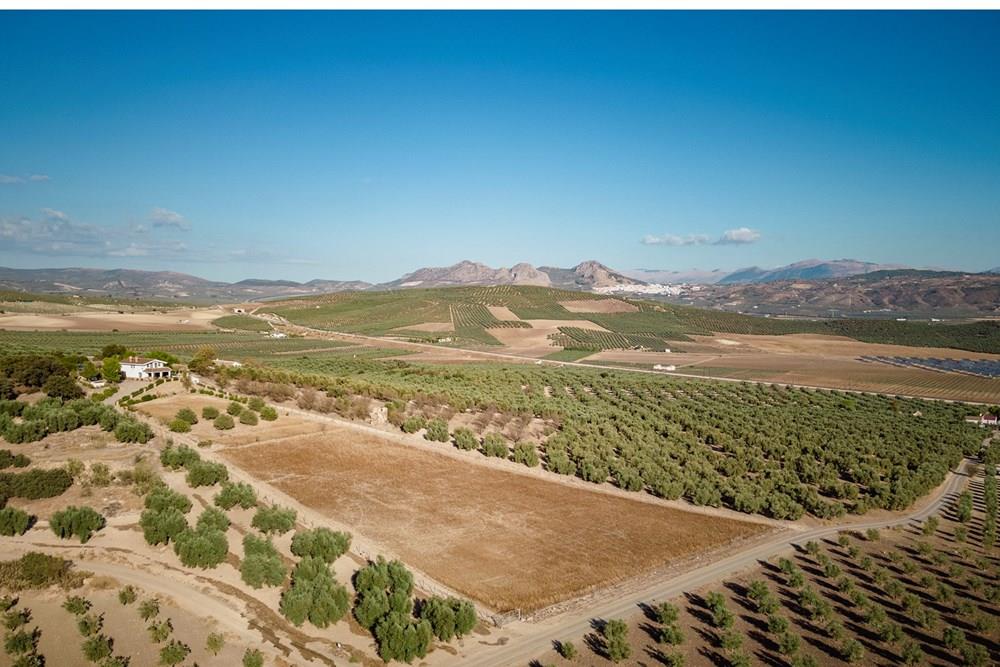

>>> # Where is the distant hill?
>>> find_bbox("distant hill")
[0,267,370,302]
[716,259,907,284]
[381,260,642,290]
[623,268,730,284]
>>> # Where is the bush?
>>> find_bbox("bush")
[206,632,225,656]
[558,640,578,659]
[604,618,631,662]
[259,406,278,421]
[401,416,426,434]
[114,418,153,443]
[0,508,35,536]
[243,648,264,667]
[213,414,235,430]
[175,408,198,425]
[63,596,92,615]
[160,444,200,470]
[82,634,113,662]
[159,639,191,666]
[145,485,192,513]
[279,557,350,628]
[196,507,230,532]
[0,552,80,591]
[226,401,244,417]
[0,468,73,501]
[241,535,287,589]
[452,428,478,451]
[0,450,30,469]
[185,461,229,487]
[290,528,351,563]
[167,418,191,433]
[512,442,539,467]
[42,374,84,400]
[202,406,219,420]
[239,410,258,426]
[248,397,265,412]
[482,433,509,458]
[140,507,189,546]
[353,557,415,630]
[423,418,449,442]
[251,506,296,535]
[215,481,257,510]
[173,527,228,569]
[418,596,477,641]
[50,506,105,543]
[118,585,137,605]
[373,611,433,663]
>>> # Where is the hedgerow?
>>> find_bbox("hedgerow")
[49,506,105,543]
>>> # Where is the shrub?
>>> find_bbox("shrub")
[202,406,219,420]
[4,627,40,655]
[215,481,257,510]
[512,442,539,467]
[226,401,243,417]
[206,632,225,656]
[239,410,258,426]
[259,406,278,421]
[167,418,191,433]
[558,640,578,659]
[213,414,235,430]
[423,418,449,442]
[113,418,153,443]
[147,617,172,642]
[82,634,113,662]
[401,416,426,434]
[0,508,34,536]
[63,596,92,615]
[50,506,105,543]
[42,374,84,400]
[418,596,476,641]
[248,397,265,412]
[279,557,350,628]
[0,468,73,500]
[353,557,415,629]
[160,444,200,470]
[241,535,287,589]
[453,428,478,451]
[373,611,433,663]
[290,528,351,563]
[175,408,198,425]
[482,433,509,458]
[604,618,631,663]
[196,507,230,532]
[159,639,190,666]
[118,585,137,606]
[173,527,228,569]
[185,461,229,487]
[0,450,30,469]
[243,648,264,667]
[140,507,188,546]
[138,598,160,621]
[145,485,192,513]
[251,506,296,535]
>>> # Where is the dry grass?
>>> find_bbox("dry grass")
[221,424,768,613]
[0,308,220,331]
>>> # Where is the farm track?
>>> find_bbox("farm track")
[460,456,977,667]
[257,313,999,405]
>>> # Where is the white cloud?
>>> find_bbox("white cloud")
[41,208,69,222]
[0,174,50,184]
[641,233,711,247]
[716,227,761,245]
[150,207,190,230]
[642,227,762,247]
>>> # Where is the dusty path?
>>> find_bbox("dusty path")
[459,457,976,667]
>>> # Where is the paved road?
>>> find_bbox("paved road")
[460,458,975,667]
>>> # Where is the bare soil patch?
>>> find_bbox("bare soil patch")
[489,319,611,357]
[485,305,522,321]
[0,308,220,332]
[220,425,767,613]
[559,299,638,314]
[391,321,454,333]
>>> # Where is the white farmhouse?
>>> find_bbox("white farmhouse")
[120,356,172,380]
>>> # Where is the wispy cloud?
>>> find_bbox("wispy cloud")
[715,227,761,245]
[0,173,50,184]
[150,207,190,230]
[40,208,69,222]
[642,227,762,247]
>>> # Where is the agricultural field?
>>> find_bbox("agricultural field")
[266,286,1000,354]
[211,314,273,332]
[532,452,1000,667]
[219,420,770,613]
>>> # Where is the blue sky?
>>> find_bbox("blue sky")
[1,11,998,282]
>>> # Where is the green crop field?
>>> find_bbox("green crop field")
[267,286,1000,354]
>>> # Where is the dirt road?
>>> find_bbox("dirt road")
[459,457,975,667]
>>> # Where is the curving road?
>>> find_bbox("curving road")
[460,458,975,667]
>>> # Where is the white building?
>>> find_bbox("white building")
[120,356,172,380]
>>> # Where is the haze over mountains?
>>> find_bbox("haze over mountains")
[1,260,997,317]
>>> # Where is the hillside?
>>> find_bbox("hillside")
[381,259,642,290]
[266,285,1000,354]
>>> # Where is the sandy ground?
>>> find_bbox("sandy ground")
[220,423,768,614]
[559,299,638,314]
[391,321,454,332]
[485,305,522,321]
[488,319,611,357]
[683,333,1000,359]
[0,308,221,332]
[583,350,713,366]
